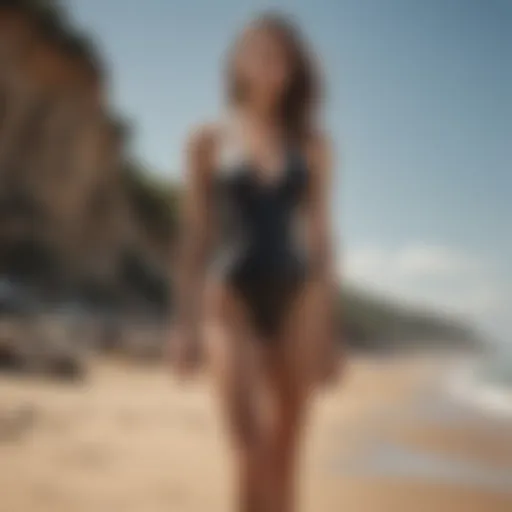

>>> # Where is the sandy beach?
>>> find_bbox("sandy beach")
[0,354,511,512]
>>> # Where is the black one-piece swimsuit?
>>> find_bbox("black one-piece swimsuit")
[211,147,309,340]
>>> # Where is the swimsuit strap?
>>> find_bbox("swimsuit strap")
[216,115,247,175]
[218,112,300,173]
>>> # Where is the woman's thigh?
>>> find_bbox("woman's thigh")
[202,279,266,448]
[274,279,328,398]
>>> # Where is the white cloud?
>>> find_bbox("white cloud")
[342,242,503,322]
[394,244,479,277]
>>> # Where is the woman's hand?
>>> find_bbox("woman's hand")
[316,317,343,387]
[168,325,201,380]
[318,339,344,388]
[306,279,342,388]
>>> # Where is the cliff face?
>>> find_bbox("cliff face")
[0,1,170,305]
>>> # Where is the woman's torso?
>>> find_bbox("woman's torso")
[209,123,310,286]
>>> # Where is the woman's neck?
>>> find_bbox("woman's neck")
[236,106,286,144]
[242,99,282,126]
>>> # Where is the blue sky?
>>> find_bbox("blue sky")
[66,0,511,341]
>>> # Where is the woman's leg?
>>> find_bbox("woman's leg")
[264,281,325,512]
[204,282,269,512]
[264,360,309,512]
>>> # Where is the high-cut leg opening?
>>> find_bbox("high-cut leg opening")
[228,273,306,341]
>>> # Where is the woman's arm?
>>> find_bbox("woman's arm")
[305,132,340,383]
[172,126,216,370]
[306,133,335,280]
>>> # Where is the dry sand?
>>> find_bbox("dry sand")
[0,354,511,512]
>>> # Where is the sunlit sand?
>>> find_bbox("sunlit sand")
[1,354,510,512]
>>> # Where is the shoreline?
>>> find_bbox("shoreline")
[447,359,512,419]
[1,352,511,511]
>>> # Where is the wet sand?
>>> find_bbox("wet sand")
[0,354,511,512]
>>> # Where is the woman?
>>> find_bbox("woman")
[171,11,339,512]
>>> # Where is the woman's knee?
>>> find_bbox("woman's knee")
[229,393,263,451]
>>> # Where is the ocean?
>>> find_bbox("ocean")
[449,344,512,417]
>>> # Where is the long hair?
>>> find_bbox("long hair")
[226,12,323,142]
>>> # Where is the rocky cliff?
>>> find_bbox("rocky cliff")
[0,1,173,309]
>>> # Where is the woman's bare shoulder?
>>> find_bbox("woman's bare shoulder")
[183,122,227,183]
[304,129,334,174]
[186,122,222,157]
